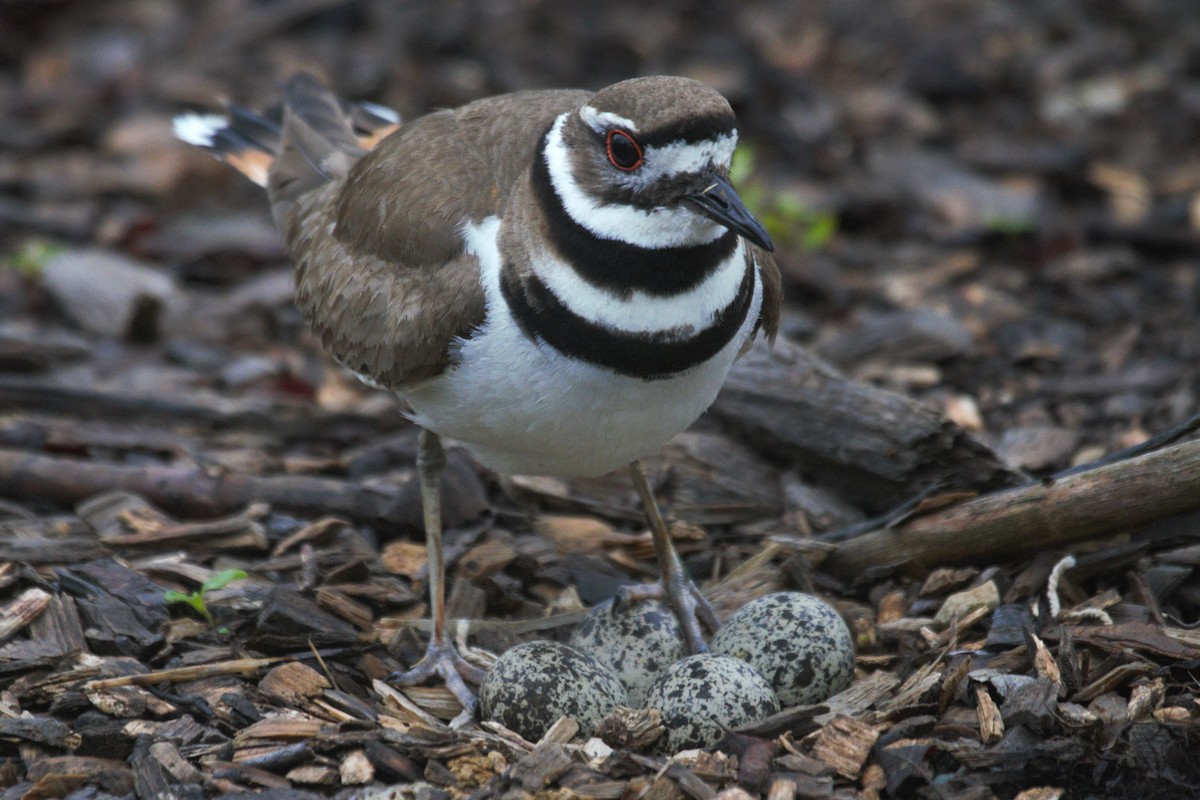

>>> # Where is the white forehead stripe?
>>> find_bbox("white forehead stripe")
[645,131,738,173]
[579,105,638,134]
[543,114,726,249]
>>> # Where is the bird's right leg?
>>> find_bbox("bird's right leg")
[387,429,486,714]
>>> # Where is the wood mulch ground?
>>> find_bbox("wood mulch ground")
[1,1,1200,798]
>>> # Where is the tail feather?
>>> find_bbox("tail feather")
[173,74,401,202]
[226,104,283,152]
[350,101,402,149]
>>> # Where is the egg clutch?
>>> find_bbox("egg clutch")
[480,592,856,750]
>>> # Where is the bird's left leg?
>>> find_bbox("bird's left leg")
[616,459,720,653]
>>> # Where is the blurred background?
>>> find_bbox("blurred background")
[2,5,1200,794]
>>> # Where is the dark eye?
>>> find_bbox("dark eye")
[606,129,643,171]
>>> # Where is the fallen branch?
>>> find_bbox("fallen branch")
[0,377,403,436]
[824,437,1200,580]
[0,447,485,530]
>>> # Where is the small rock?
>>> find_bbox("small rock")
[933,581,1000,627]
[41,248,178,341]
[996,426,1080,471]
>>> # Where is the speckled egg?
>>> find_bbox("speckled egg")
[646,654,780,753]
[710,592,855,707]
[569,599,686,706]
[480,640,628,740]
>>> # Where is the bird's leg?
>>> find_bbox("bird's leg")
[618,459,721,653]
[387,429,486,713]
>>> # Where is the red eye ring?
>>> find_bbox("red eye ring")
[606,129,643,171]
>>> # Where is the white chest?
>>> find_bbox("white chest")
[400,217,763,478]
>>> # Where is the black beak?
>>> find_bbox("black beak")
[685,174,774,252]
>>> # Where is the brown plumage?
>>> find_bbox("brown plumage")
[206,74,780,388]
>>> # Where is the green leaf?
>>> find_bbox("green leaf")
[188,594,214,624]
[164,589,213,624]
[201,569,247,594]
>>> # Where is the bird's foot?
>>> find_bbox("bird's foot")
[616,574,720,655]
[388,638,487,720]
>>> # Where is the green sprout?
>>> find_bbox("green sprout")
[731,145,837,251]
[164,569,247,625]
[983,213,1036,237]
[3,239,63,279]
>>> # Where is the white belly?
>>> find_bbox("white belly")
[400,218,763,477]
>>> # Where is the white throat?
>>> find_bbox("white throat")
[543,114,727,250]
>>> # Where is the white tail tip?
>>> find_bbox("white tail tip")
[356,100,401,125]
[173,113,229,147]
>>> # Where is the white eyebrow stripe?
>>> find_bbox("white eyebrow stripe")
[579,105,638,134]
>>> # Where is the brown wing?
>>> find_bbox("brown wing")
[269,78,589,388]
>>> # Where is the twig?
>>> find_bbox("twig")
[83,656,286,690]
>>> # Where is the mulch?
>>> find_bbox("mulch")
[1,0,1200,798]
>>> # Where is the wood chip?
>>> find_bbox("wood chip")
[811,715,880,780]
[381,541,428,578]
[1029,631,1062,690]
[259,661,331,705]
[25,756,134,796]
[458,536,518,581]
[876,590,908,624]
[317,586,375,631]
[766,776,797,800]
[1071,661,1153,704]
[538,716,580,746]
[598,706,664,750]
[920,567,979,596]
[286,763,339,786]
[999,677,1058,732]
[448,750,508,790]
[340,748,375,785]
[818,671,900,723]
[0,587,51,643]
[511,741,574,792]
[975,686,1004,744]
[148,741,204,784]
[712,788,755,800]
[1013,789,1064,800]
[1126,677,1165,722]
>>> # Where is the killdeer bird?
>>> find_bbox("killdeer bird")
[176,73,781,713]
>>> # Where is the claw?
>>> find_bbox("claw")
[388,637,486,715]
[626,459,721,654]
